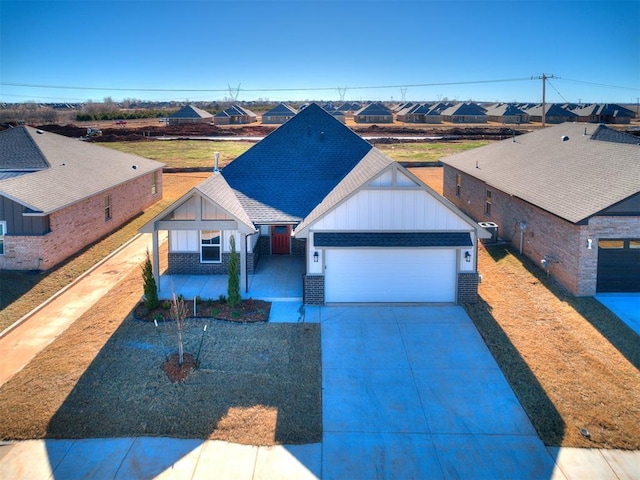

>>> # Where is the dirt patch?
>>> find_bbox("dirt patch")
[163,353,197,383]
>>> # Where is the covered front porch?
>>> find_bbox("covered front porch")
[157,255,305,302]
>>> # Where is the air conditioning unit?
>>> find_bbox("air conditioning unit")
[478,222,499,244]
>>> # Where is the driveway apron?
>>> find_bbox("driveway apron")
[320,305,559,480]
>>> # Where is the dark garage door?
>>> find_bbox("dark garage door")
[597,239,640,292]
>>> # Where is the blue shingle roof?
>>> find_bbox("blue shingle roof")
[221,103,373,223]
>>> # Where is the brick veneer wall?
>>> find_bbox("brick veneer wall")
[292,238,306,256]
[457,272,479,303]
[1,170,163,271]
[443,165,640,296]
[168,252,258,275]
[303,275,325,305]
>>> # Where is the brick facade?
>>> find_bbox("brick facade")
[1,170,162,271]
[303,274,325,305]
[443,165,640,296]
[457,272,479,303]
[167,251,258,275]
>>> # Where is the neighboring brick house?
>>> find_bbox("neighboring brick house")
[0,126,165,270]
[570,103,635,124]
[353,103,394,123]
[441,123,640,296]
[213,104,258,125]
[523,103,577,124]
[484,103,530,124]
[141,104,488,304]
[441,102,487,123]
[167,105,213,125]
[261,103,298,124]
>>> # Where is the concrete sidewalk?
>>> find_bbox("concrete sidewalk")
[0,233,156,386]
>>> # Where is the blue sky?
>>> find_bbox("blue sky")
[1,0,638,104]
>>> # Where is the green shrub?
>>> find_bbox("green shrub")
[227,235,241,307]
[141,250,159,309]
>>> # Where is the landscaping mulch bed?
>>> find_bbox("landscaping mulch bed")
[133,298,271,323]
[0,269,321,446]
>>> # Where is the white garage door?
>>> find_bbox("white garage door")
[325,248,457,303]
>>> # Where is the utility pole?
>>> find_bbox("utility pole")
[532,73,557,127]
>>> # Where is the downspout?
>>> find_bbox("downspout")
[244,230,260,293]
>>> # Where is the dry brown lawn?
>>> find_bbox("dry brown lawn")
[0,262,321,445]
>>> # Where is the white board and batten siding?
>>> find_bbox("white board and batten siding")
[306,168,476,303]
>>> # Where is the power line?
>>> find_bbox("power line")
[559,78,639,91]
[0,77,532,95]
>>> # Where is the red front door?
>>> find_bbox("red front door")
[271,225,291,254]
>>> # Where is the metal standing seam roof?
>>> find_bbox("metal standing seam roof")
[440,123,640,224]
[0,127,165,214]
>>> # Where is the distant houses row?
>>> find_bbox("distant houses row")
[168,101,637,127]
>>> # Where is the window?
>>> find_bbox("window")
[455,173,462,197]
[151,171,158,194]
[104,195,112,221]
[484,189,492,216]
[630,240,640,249]
[598,240,624,249]
[201,230,221,263]
[0,221,6,255]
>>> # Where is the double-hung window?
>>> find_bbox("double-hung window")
[0,221,6,255]
[201,230,221,263]
[484,189,492,216]
[104,195,112,221]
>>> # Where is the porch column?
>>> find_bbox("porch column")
[240,233,248,293]
[152,229,160,294]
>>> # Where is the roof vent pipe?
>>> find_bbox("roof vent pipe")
[214,152,220,173]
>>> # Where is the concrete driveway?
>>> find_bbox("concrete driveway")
[320,305,559,479]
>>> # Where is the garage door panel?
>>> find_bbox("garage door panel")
[597,244,640,293]
[325,249,456,303]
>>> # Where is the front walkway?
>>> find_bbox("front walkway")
[158,255,306,302]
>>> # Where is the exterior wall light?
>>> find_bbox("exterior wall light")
[313,251,319,262]
[465,251,472,262]
[587,239,593,250]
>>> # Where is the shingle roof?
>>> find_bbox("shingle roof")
[484,103,527,116]
[215,104,257,118]
[441,102,487,116]
[355,103,393,116]
[314,232,473,247]
[440,123,640,223]
[571,103,635,117]
[261,103,298,117]
[221,103,373,223]
[169,105,213,119]
[0,127,165,214]
[523,104,577,118]
[0,126,50,171]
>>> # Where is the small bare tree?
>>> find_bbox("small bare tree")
[170,291,189,365]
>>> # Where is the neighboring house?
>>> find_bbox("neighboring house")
[354,103,394,123]
[0,126,164,270]
[484,103,530,124]
[141,104,488,304]
[441,102,487,123]
[571,103,635,124]
[523,103,577,124]
[261,103,298,124]
[167,105,213,125]
[441,123,640,296]
[213,104,258,125]
[397,103,434,123]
